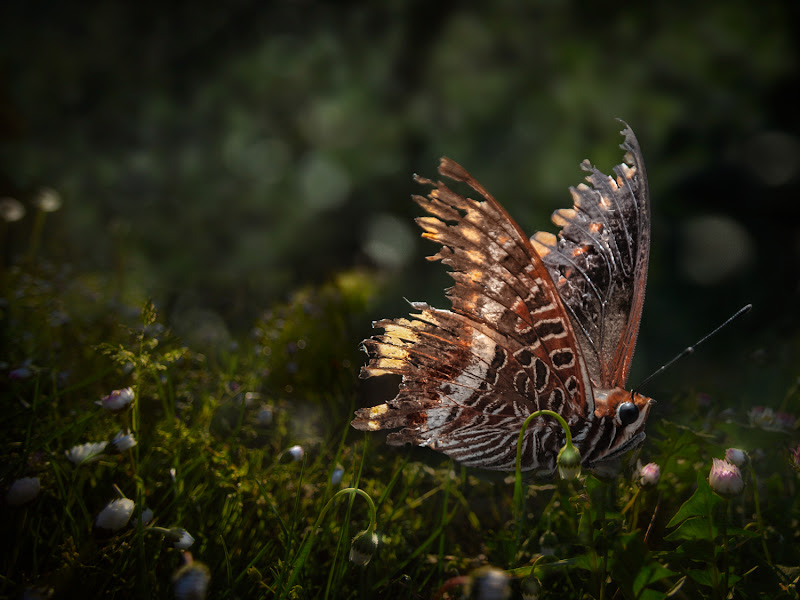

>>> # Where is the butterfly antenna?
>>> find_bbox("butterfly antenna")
[633,304,752,394]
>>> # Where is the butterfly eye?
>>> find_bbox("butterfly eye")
[618,402,639,426]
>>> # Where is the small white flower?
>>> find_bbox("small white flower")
[243,391,261,407]
[725,448,748,468]
[95,498,135,531]
[112,430,137,452]
[170,528,195,550]
[6,477,40,506]
[66,441,107,466]
[639,462,661,487]
[0,197,25,222]
[138,507,154,526]
[287,445,304,462]
[32,187,62,212]
[9,365,32,380]
[172,558,210,600]
[469,566,511,600]
[96,387,134,412]
[709,458,745,499]
[538,531,558,556]
[331,465,344,485]
[255,404,273,426]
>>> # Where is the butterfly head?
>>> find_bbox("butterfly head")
[590,387,654,462]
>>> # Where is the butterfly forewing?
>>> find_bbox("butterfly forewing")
[531,124,649,388]
[354,158,593,472]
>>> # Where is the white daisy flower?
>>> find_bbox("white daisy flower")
[96,387,134,412]
[95,498,135,531]
[66,441,107,466]
[112,430,137,452]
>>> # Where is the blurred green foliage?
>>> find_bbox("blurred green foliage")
[1,4,800,596]
[2,3,798,351]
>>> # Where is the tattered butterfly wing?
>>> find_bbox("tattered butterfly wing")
[531,123,650,388]
[353,124,654,474]
[353,158,593,472]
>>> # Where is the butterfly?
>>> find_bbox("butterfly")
[352,122,653,476]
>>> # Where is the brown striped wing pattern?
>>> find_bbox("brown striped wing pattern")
[531,124,649,388]
[352,123,653,474]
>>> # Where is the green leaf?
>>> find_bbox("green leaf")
[776,564,800,582]
[725,526,760,539]
[571,550,597,573]
[633,562,675,597]
[666,471,719,528]
[634,565,673,590]
[686,568,715,588]
[664,515,718,542]
[639,590,668,600]
[727,572,742,586]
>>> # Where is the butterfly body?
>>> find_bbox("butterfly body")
[353,123,653,475]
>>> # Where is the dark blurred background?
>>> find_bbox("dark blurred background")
[2,1,799,407]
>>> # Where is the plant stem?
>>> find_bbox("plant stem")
[748,463,772,565]
[721,499,729,597]
[280,488,377,598]
[514,409,574,521]
[26,209,47,264]
[705,493,721,600]
[597,481,608,600]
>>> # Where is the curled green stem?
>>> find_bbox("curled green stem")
[280,487,377,598]
[314,487,377,534]
[513,410,575,521]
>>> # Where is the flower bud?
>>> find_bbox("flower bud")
[95,498,135,532]
[287,445,304,462]
[708,458,744,499]
[138,507,154,526]
[0,197,25,222]
[32,187,62,212]
[6,477,40,506]
[169,528,196,550]
[349,529,379,566]
[66,441,107,466]
[556,443,581,480]
[520,575,542,600]
[724,448,748,468]
[639,462,661,487]
[111,430,137,452]
[467,566,511,600]
[538,530,558,556]
[255,405,273,426]
[9,365,32,380]
[96,387,135,412]
[331,465,344,485]
[172,555,210,600]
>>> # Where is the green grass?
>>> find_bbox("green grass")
[2,229,800,599]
